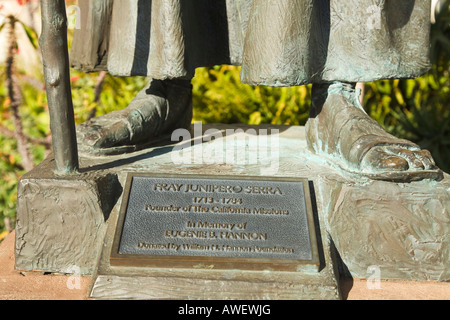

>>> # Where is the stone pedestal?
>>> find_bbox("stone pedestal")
[14,125,450,299]
[15,164,122,275]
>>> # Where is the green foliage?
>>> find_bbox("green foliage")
[17,19,39,49]
[0,66,47,235]
[192,65,311,126]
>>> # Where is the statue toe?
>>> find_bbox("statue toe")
[361,147,409,171]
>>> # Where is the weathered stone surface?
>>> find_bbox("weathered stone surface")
[323,177,450,281]
[90,273,340,300]
[14,125,450,299]
[15,158,121,275]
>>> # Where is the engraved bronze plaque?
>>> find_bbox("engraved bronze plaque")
[111,174,319,272]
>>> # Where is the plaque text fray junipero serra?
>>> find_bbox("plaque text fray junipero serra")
[111,174,320,272]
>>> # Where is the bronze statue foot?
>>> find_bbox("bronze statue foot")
[76,79,192,155]
[306,82,443,182]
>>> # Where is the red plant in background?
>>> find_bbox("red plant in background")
[0,0,48,173]
[15,0,41,5]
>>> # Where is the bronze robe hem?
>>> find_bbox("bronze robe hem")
[71,0,432,86]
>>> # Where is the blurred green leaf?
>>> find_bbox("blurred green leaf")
[18,20,39,49]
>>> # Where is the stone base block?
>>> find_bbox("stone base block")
[323,177,450,281]
[15,157,122,275]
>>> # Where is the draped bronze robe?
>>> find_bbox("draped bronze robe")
[71,0,432,86]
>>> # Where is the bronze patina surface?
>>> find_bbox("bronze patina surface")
[111,174,319,272]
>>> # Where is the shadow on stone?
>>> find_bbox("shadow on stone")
[96,173,123,221]
[308,181,326,272]
[329,237,354,300]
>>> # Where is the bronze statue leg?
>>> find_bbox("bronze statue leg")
[76,78,192,155]
[305,82,442,181]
